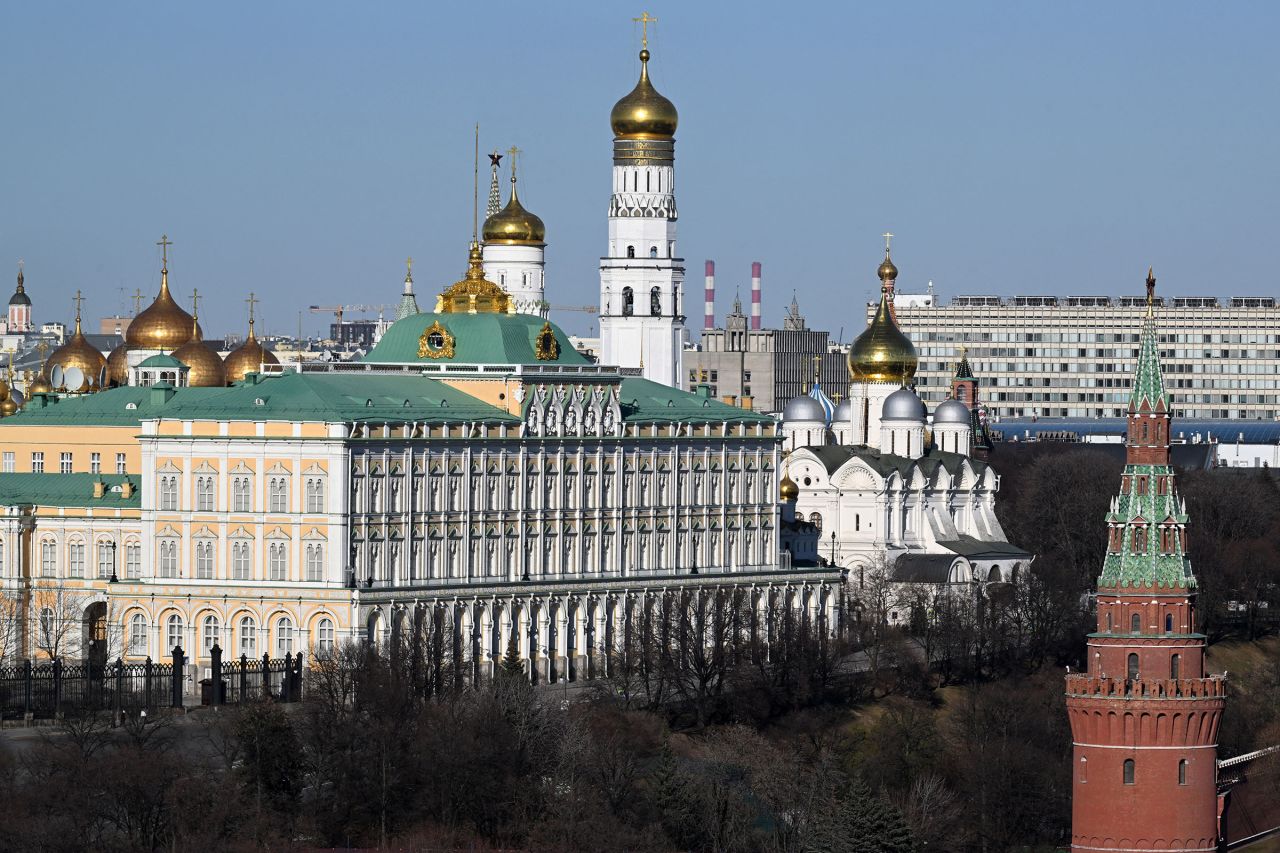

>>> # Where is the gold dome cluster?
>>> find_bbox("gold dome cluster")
[171,309,228,388]
[482,178,546,246]
[610,49,678,139]
[126,261,200,351]
[848,251,918,384]
[224,296,280,383]
[44,296,108,393]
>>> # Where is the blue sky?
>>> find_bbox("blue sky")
[3,1,1277,340]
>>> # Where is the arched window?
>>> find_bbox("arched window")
[1079,756,1087,783]
[1165,613,1174,633]
[1127,653,1140,680]
[232,542,251,580]
[305,544,324,582]
[1170,653,1181,680]
[1105,611,1113,633]
[649,245,658,258]
[650,286,662,316]
[626,245,635,259]
[268,543,287,581]
[126,543,141,578]
[159,475,179,511]
[196,476,215,511]
[1123,759,1135,785]
[165,614,184,654]
[129,613,147,655]
[276,616,294,655]
[67,541,85,578]
[1178,759,1187,785]
[1131,612,1141,634]
[622,286,634,317]
[305,477,326,513]
[316,617,335,658]
[196,541,214,579]
[232,477,251,512]
[40,540,56,576]
[239,616,257,656]
[38,606,54,643]
[159,540,178,578]
[202,615,220,654]
[809,512,823,532]
[269,478,289,513]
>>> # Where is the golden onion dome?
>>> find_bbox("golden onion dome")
[26,369,51,397]
[435,242,513,314]
[878,254,898,282]
[126,263,199,351]
[780,472,799,502]
[224,320,280,383]
[848,290,918,384]
[45,317,108,393]
[610,49,678,139]
[0,396,16,416]
[482,180,546,246]
[105,343,131,387]
[171,318,227,387]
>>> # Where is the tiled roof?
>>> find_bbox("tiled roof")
[364,312,589,366]
[618,377,774,424]
[0,473,140,508]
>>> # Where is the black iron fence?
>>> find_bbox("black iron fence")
[0,644,306,720]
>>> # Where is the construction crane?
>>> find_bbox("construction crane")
[309,304,388,326]
[549,305,600,315]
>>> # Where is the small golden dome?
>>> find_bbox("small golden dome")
[26,369,51,397]
[105,343,131,387]
[0,396,17,417]
[610,49,678,139]
[780,473,799,501]
[0,376,10,403]
[878,254,898,282]
[126,263,199,351]
[45,317,108,392]
[848,291,918,384]
[435,242,513,315]
[224,322,280,383]
[482,181,546,246]
[171,318,227,387]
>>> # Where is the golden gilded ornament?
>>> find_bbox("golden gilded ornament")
[611,49,678,139]
[417,320,456,359]
[105,343,131,387]
[435,242,512,315]
[535,321,560,361]
[482,185,546,245]
[45,297,108,393]
[126,241,199,350]
[26,369,52,397]
[172,325,227,387]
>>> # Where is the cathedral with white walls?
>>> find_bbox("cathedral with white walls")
[779,250,1032,620]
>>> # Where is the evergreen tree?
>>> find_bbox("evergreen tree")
[499,629,526,680]
[804,776,913,853]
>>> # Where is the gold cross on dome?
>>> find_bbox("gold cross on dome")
[72,289,84,320]
[507,145,521,180]
[16,258,23,274]
[190,287,200,319]
[246,292,259,325]
[131,288,144,313]
[633,11,656,48]
[883,232,894,255]
[406,256,413,273]
[156,234,172,267]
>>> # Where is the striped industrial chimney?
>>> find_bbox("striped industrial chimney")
[704,260,716,330]
[750,262,762,330]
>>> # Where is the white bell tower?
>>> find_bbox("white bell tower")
[598,23,685,389]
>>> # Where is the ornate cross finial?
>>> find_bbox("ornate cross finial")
[72,289,84,321]
[507,145,521,183]
[883,232,894,256]
[36,340,49,359]
[190,287,200,320]
[405,256,414,283]
[157,234,172,269]
[131,288,144,314]
[633,11,657,49]
[246,292,259,328]
[1145,266,1156,317]
[813,354,822,384]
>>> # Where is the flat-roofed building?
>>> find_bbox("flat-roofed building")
[876,282,1280,419]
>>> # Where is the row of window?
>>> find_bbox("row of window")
[158,475,326,513]
[35,541,141,578]
[126,612,335,658]
[6,451,128,474]
[1085,757,1189,786]
[156,541,325,582]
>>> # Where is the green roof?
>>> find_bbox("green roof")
[0,473,140,509]
[4,385,226,427]
[137,354,187,369]
[617,377,774,424]
[1130,315,1168,412]
[1099,462,1195,590]
[365,312,589,366]
[152,370,518,424]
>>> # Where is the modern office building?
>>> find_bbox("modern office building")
[880,277,1280,419]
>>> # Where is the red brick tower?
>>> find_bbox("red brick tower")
[1065,269,1227,853]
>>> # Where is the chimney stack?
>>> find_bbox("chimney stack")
[704,260,716,330]
[750,262,762,331]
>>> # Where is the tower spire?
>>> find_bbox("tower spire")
[486,149,503,220]
[396,256,421,320]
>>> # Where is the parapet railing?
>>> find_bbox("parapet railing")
[1065,672,1227,700]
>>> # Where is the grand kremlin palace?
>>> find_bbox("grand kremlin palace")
[0,237,839,683]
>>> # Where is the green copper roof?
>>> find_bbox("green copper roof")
[153,371,518,424]
[5,385,225,426]
[955,352,974,380]
[1130,315,1168,411]
[617,377,774,424]
[364,312,588,366]
[137,354,186,369]
[0,473,140,509]
[1099,462,1195,589]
